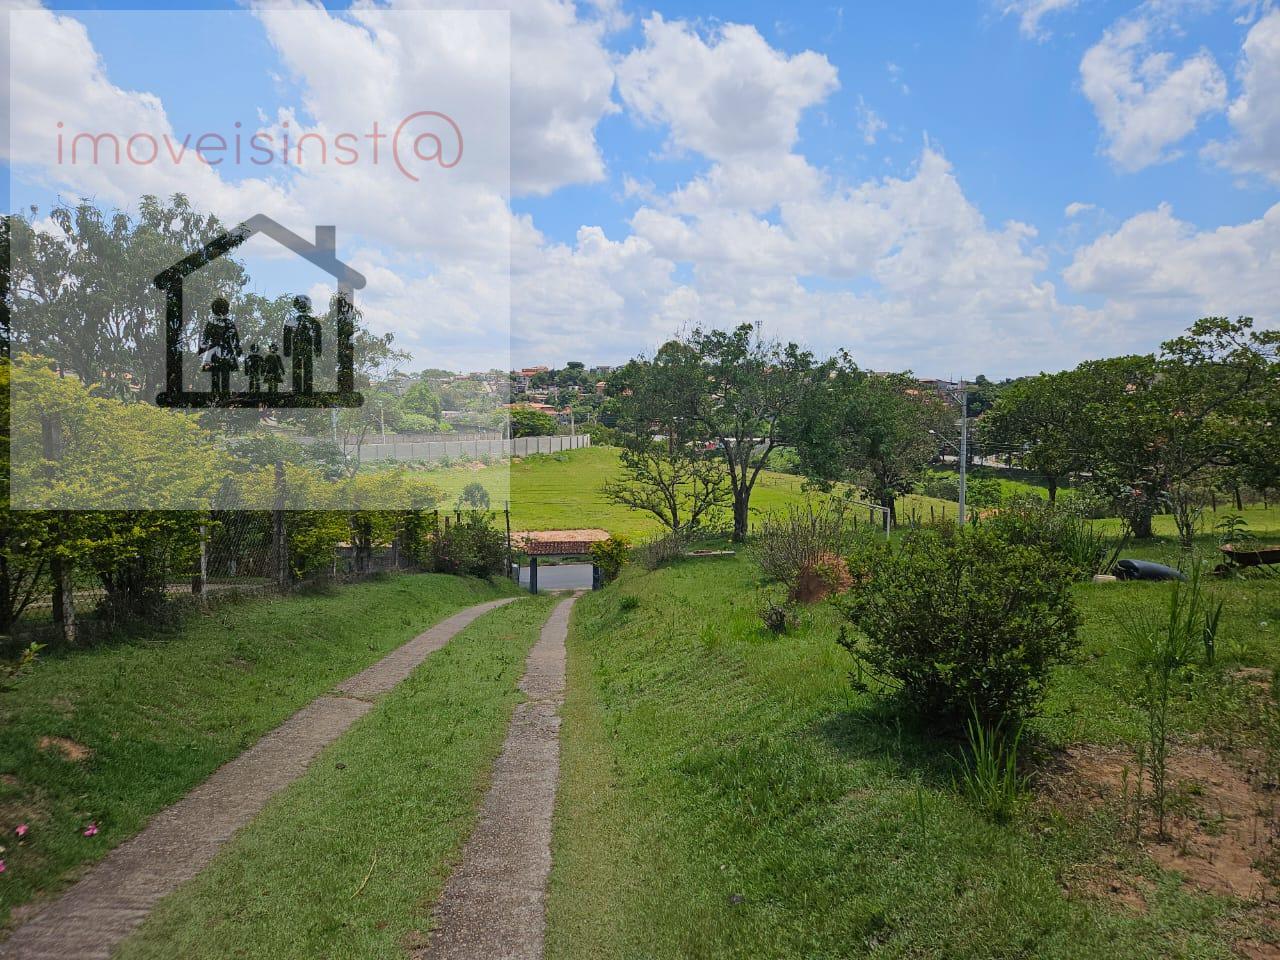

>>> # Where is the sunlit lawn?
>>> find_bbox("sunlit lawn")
[547,545,1280,959]
[414,445,951,539]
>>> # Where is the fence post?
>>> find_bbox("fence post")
[271,460,289,590]
[192,522,208,599]
[505,503,514,581]
[41,414,76,645]
[529,555,538,595]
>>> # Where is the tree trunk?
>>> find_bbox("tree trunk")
[732,496,749,542]
[51,554,76,646]
[1046,476,1058,504]
[1129,511,1154,540]
[880,490,897,527]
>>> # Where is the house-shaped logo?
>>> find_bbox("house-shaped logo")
[154,214,365,408]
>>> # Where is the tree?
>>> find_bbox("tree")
[402,380,443,421]
[603,351,730,534]
[628,325,822,542]
[603,440,729,535]
[458,481,491,511]
[980,370,1091,502]
[798,364,949,525]
[1081,318,1278,543]
[509,405,559,438]
[5,196,246,401]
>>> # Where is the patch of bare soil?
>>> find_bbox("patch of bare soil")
[37,735,91,762]
[1233,667,1276,691]
[1059,861,1151,913]
[1234,938,1280,960]
[1043,744,1278,903]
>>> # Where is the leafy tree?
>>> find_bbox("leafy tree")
[980,370,1091,502]
[798,364,949,525]
[620,325,822,542]
[603,439,729,535]
[5,196,245,401]
[509,405,558,438]
[603,350,730,534]
[402,380,443,421]
[1081,318,1277,542]
[458,481,491,511]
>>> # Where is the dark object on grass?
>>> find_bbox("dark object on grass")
[1218,543,1280,569]
[759,597,795,635]
[1114,559,1186,582]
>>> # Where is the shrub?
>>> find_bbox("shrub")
[840,526,1081,726]
[982,497,1112,579]
[590,536,629,583]
[457,481,491,511]
[966,477,1005,509]
[425,512,506,579]
[918,470,959,502]
[634,531,685,570]
[753,499,862,599]
[791,552,855,604]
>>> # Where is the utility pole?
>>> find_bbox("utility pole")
[957,378,969,528]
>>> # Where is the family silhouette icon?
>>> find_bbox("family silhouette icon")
[154,214,364,409]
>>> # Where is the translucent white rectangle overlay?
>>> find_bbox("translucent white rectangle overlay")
[7,8,511,510]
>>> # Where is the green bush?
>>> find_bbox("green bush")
[982,497,1112,578]
[917,470,958,502]
[634,531,685,570]
[425,512,506,579]
[457,481,491,511]
[917,471,1004,509]
[590,536,629,583]
[841,526,1081,726]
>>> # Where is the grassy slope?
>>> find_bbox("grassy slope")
[115,594,554,960]
[0,574,520,930]
[419,445,950,539]
[547,549,1279,959]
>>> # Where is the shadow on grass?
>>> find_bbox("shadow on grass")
[813,699,963,790]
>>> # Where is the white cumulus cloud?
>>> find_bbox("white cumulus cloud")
[1206,8,1280,183]
[1080,16,1227,170]
[616,14,839,161]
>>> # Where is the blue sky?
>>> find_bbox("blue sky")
[6,0,1279,377]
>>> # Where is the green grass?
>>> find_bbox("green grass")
[0,574,520,930]
[114,594,554,960]
[418,445,950,539]
[1094,502,1280,551]
[546,553,1278,959]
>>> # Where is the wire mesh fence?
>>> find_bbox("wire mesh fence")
[5,503,515,648]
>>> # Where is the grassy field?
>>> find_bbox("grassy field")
[114,594,552,960]
[546,520,1280,959]
[0,574,521,931]
[418,445,951,539]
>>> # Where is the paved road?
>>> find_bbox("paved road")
[518,562,593,592]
